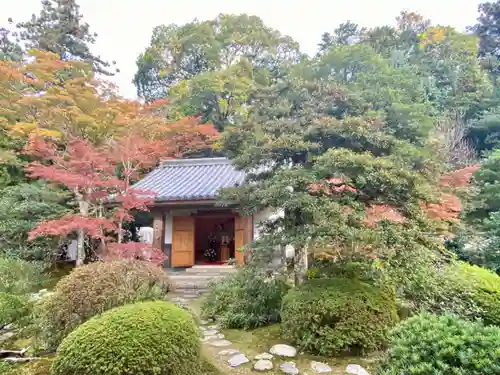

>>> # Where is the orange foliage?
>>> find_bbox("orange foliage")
[310,165,479,229]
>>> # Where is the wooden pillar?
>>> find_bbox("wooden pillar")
[235,215,253,265]
[152,209,165,252]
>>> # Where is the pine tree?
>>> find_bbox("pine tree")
[15,0,117,75]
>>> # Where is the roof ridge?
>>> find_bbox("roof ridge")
[160,157,231,167]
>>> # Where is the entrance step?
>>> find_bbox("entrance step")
[169,269,233,292]
[185,265,236,273]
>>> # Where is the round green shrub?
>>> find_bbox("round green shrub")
[35,260,172,350]
[201,266,288,329]
[378,313,500,375]
[281,277,398,355]
[50,301,201,375]
[454,262,500,325]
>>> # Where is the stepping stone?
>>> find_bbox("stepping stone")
[270,344,297,358]
[202,329,219,336]
[311,361,332,373]
[199,320,210,325]
[228,353,249,367]
[208,340,232,347]
[254,359,273,371]
[170,297,187,304]
[206,325,219,330]
[280,362,299,374]
[255,352,273,360]
[202,333,225,341]
[181,293,200,299]
[218,349,240,356]
[346,364,371,375]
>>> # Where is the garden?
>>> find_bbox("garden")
[3,1,500,374]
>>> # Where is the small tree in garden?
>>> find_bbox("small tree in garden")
[24,113,219,265]
[24,135,118,266]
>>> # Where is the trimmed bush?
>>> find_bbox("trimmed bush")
[50,301,201,375]
[281,278,398,355]
[453,262,500,325]
[201,266,288,329]
[378,313,500,375]
[35,260,172,350]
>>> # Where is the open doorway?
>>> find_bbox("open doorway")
[195,216,235,264]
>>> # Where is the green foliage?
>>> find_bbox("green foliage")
[34,260,171,351]
[378,313,500,375]
[134,13,300,104]
[0,292,31,326]
[14,0,116,75]
[5,358,53,375]
[280,278,398,355]
[0,182,70,262]
[50,301,201,375]
[201,266,288,329]
[453,262,500,325]
[0,257,46,295]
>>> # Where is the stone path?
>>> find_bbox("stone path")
[171,294,371,374]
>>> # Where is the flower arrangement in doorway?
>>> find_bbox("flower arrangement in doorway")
[204,247,217,262]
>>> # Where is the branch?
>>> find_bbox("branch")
[0,346,30,359]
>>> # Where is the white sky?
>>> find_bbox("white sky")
[3,0,484,99]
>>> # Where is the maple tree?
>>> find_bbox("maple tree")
[24,135,117,266]
[20,94,219,266]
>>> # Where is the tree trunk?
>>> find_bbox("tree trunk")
[75,229,85,267]
[293,247,308,286]
[76,195,89,267]
[118,220,123,244]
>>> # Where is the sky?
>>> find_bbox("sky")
[4,0,485,99]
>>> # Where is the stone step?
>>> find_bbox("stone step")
[169,274,227,281]
[185,265,236,273]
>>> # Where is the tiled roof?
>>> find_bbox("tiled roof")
[133,158,246,202]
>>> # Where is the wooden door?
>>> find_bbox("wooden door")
[234,215,253,265]
[171,216,195,267]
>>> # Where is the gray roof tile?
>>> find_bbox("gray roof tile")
[133,158,246,201]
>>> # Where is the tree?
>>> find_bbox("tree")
[318,21,366,52]
[105,112,219,243]
[0,181,70,261]
[0,27,23,61]
[1,50,141,145]
[134,14,301,102]
[14,0,117,75]
[221,77,443,284]
[24,135,118,266]
[470,0,500,85]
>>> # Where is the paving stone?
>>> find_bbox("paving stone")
[346,364,370,375]
[202,333,225,341]
[218,349,240,356]
[254,359,273,371]
[280,361,299,374]
[270,344,297,358]
[311,361,332,373]
[255,352,273,360]
[208,339,232,347]
[202,329,219,336]
[206,325,219,330]
[199,319,210,325]
[228,353,250,367]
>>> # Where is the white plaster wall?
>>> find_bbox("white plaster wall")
[164,213,172,245]
[253,208,284,240]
